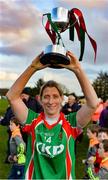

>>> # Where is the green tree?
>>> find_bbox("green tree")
[31,78,45,96]
[93,72,108,101]
[60,84,69,95]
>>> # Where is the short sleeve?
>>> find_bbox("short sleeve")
[26,109,38,125]
[65,112,83,139]
[65,112,77,127]
[22,109,38,133]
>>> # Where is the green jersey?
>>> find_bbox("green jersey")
[23,109,81,179]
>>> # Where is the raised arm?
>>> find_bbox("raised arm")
[59,51,99,128]
[6,52,49,124]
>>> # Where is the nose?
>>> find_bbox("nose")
[48,97,54,104]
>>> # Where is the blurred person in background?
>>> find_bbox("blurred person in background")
[0,87,43,163]
[99,99,108,128]
[61,93,81,115]
[8,117,26,179]
[87,139,108,179]
[91,98,104,124]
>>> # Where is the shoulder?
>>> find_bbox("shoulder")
[25,109,39,125]
[13,135,24,145]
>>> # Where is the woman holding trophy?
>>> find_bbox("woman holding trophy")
[6,50,99,179]
[6,7,98,180]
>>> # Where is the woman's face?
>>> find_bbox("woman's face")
[40,87,63,117]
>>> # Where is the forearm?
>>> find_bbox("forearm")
[6,64,37,101]
[64,51,98,108]
[73,67,99,109]
[70,66,99,127]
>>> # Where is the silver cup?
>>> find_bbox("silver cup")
[40,7,70,68]
[51,7,69,30]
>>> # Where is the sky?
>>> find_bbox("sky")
[0,0,108,95]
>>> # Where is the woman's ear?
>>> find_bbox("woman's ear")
[39,96,43,106]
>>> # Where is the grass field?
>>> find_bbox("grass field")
[0,126,12,179]
[0,98,9,116]
[0,98,89,179]
[0,98,11,179]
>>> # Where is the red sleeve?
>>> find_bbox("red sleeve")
[71,127,83,139]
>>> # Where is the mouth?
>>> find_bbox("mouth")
[46,104,58,110]
[47,106,56,110]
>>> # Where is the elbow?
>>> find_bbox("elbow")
[6,91,11,102]
[6,90,21,103]
[6,90,14,102]
[88,99,100,111]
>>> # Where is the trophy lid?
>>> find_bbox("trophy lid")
[51,7,69,25]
